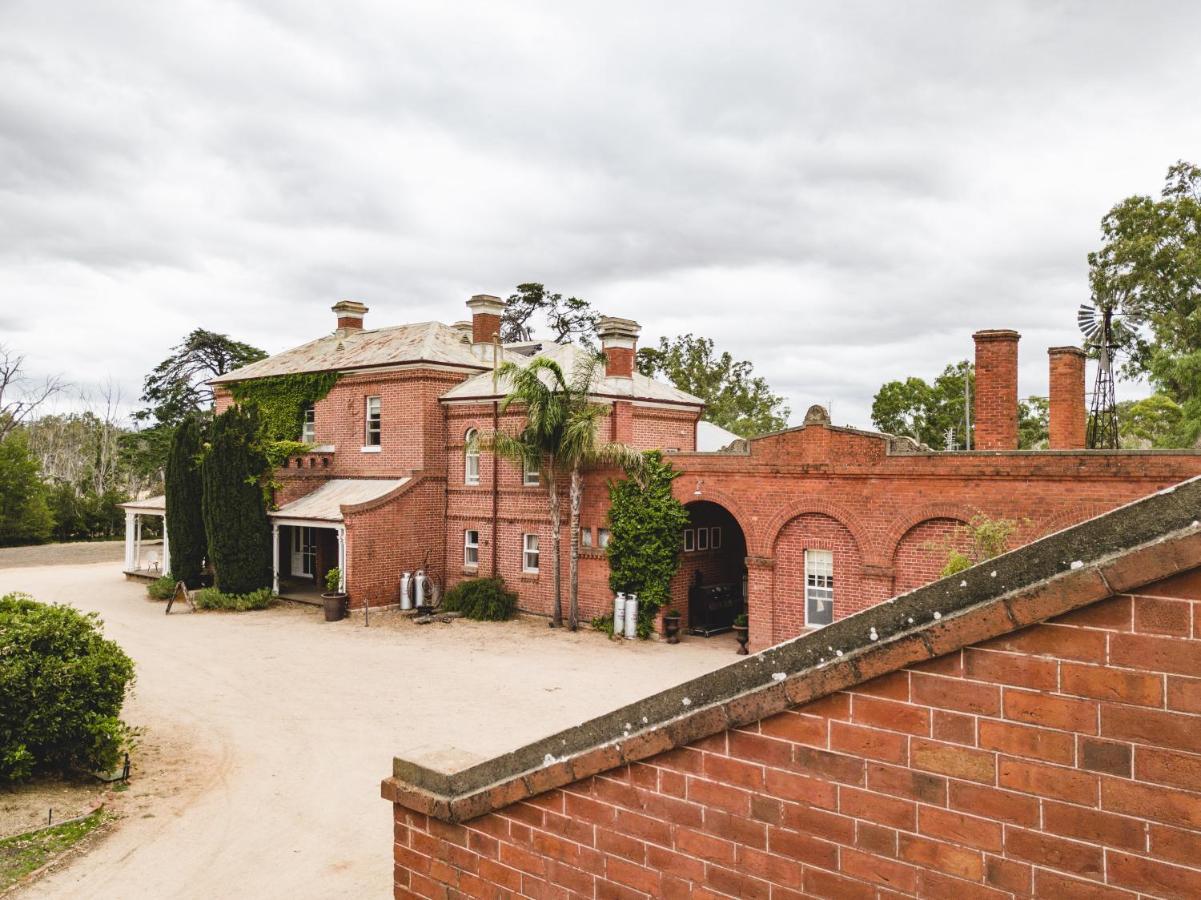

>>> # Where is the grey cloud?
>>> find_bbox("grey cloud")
[1,0,1199,428]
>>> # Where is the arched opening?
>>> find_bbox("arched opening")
[675,500,749,635]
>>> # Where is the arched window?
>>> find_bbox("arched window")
[465,428,480,485]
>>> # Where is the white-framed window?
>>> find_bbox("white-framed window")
[464,529,479,567]
[580,527,593,549]
[684,529,695,552]
[697,527,709,551]
[711,526,722,550]
[464,429,480,485]
[522,533,540,573]
[522,456,540,486]
[365,397,382,447]
[598,528,610,549]
[805,549,834,626]
[301,404,316,444]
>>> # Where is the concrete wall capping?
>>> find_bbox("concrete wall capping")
[383,474,1201,822]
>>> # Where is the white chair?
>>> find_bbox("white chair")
[146,550,160,573]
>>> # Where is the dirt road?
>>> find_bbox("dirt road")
[0,563,734,899]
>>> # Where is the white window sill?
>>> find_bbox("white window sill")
[522,569,540,575]
[465,480,481,487]
[361,446,382,453]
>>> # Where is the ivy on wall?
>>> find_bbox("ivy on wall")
[226,372,340,442]
[606,451,689,637]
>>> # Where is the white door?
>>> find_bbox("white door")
[291,527,316,579]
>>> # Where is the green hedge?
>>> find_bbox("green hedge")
[0,593,135,783]
[165,414,207,588]
[441,577,517,621]
[193,587,274,611]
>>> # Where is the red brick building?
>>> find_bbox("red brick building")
[209,297,1201,650]
[383,477,1201,899]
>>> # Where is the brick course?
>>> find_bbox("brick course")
[389,517,1201,899]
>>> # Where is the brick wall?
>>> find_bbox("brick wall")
[391,562,1201,899]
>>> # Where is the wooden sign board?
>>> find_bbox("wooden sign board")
[166,581,196,614]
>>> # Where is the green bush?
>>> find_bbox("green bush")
[146,575,176,600]
[0,593,135,783]
[441,577,517,621]
[193,587,275,611]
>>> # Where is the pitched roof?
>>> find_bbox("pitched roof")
[381,474,1201,822]
[210,322,488,384]
[439,342,704,408]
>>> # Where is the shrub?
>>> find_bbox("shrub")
[0,593,135,783]
[193,587,275,611]
[441,577,517,621]
[324,567,341,593]
[606,452,689,637]
[146,575,176,600]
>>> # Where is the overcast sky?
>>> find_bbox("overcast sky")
[3,1,1200,430]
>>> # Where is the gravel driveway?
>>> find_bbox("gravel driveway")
[0,562,734,899]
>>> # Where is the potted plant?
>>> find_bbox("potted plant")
[662,607,682,644]
[733,612,749,655]
[321,567,347,622]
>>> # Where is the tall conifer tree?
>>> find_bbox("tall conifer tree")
[165,414,207,586]
[201,406,271,594]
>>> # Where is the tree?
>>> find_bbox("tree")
[1118,394,1184,448]
[0,345,65,444]
[0,432,52,546]
[130,329,266,481]
[637,334,790,437]
[1089,161,1201,444]
[166,415,207,587]
[871,361,973,449]
[1018,396,1049,450]
[200,406,271,595]
[939,513,1022,578]
[500,284,600,347]
[135,329,267,429]
[556,355,645,630]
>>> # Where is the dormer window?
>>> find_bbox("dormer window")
[465,429,480,485]
[301,404,316,444]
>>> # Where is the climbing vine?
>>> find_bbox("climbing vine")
[227,372,340,442]
[606,451,689,637]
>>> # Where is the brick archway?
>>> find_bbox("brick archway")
[762,499,872,563]
[672,481,758,554]
[881,502,978,565]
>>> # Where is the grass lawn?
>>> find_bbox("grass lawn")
[0,809,108,890]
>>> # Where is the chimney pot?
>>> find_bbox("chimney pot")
[1048,346,1087,450]
[597,316,641,378]
[332,300,368,336]
[972,329,1020,451]
[466,294,505,345]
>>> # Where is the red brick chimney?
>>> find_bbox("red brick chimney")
[1048,346,1086,450]
[332,300,368,335]
[597,316,640,378]
[466,295,505,345]
[973,329,1020,451]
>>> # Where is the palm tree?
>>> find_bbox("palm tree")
[485,351,643,630]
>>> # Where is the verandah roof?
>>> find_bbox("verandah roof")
[269,478,408,523]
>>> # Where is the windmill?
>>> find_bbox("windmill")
[1077,300,1120,449]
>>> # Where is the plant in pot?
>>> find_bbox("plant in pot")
[733,612,749,655]
[321,567,347,622]
[662,607,682,644]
